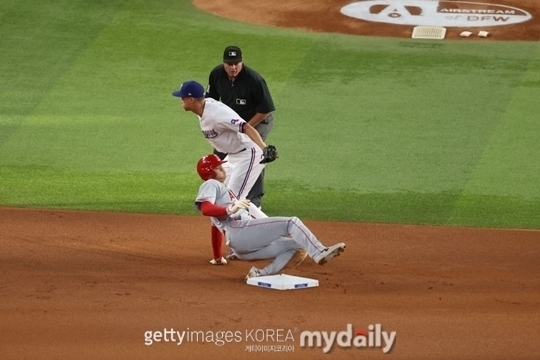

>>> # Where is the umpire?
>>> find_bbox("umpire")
[206,45,275,209]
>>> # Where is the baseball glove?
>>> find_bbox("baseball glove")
[260,145,278,164]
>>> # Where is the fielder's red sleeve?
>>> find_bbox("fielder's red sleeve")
[211,225,223,259]
[200,201,227,217]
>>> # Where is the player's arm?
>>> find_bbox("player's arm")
[247,112,270,127]
[199,200,250,216]
[247,77,274,127]
[205,70,220,100]
[199,201,228,217]
[242,123,267,150]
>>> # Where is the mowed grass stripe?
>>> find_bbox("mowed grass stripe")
[449,47,540,228]
[0,0,122,145]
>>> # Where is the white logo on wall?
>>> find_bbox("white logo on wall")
[340,0,532,27]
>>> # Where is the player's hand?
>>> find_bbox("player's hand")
[227,199,251,215]
[260,145,278,164]
[209,257,228,265]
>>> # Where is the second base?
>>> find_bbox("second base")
[246,274,319,290]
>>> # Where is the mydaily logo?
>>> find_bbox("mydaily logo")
[299,323,396,354]
[341,1,532,27]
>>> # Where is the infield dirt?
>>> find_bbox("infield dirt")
[1,207,539,359]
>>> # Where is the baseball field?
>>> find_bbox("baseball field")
[1,0,539,359]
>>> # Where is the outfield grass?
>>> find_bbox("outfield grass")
[1,0,540,228]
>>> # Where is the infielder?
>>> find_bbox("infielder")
[194,153,346,280]
[173,80,277,200]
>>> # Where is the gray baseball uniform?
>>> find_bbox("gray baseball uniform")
[195,179,328,276]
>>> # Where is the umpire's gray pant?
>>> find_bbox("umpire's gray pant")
[247,113,274,207]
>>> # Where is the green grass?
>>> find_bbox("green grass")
[0,165,199,213]
[1,0,540,229]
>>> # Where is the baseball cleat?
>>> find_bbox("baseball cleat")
[209,257,227,265]
[245,266,261,281]
[314,243,346,265]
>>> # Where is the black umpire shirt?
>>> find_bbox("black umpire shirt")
[206,64,275,122]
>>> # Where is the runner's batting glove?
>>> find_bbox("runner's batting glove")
[209,257,228,265]
[227,199,251,215]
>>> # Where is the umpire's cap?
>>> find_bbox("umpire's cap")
[197,154,227,181]
[223,46,242,62]
[172,80,205,98]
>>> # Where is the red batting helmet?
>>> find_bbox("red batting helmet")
[196,154,226,180]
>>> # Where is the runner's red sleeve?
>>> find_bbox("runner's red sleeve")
[200,201,228,217]
[211,225,223,259]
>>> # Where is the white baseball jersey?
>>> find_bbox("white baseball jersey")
[199,98,256,154]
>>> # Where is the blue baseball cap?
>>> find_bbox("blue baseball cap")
[172,80,205,98]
